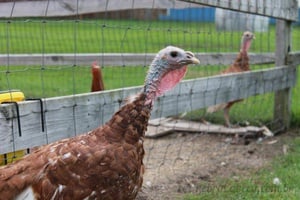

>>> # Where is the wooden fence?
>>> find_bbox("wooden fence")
[0,0,202,18]
[0,53,275,67]
[0,0,299,154]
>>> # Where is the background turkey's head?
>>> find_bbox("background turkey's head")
[241,31,255,53]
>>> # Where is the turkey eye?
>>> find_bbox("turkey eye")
[170,51,178,58]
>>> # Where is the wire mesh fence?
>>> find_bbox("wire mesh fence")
[0,3,298,123]
[0,0,299,198]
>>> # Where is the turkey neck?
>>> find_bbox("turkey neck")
[103,57,168,142]
[104,56,173,142]
[104,93,151,143]
[240,36,252,55]
[238,38,252,70]
[143,57,170,105]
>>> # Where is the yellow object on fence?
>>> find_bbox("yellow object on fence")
[0,90,25,103]
[0,90,26,166]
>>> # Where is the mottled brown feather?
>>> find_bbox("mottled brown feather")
[0,93,149,200]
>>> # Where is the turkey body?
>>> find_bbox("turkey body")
[0,93,149,200]
[0,46,200,200]
[91,62,105,92]
[207,31,255,127]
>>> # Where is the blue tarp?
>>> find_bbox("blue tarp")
[159,7,215,22]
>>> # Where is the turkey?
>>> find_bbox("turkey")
[0,46,199,200]
[207,31,255,127]
[91,61,105,92]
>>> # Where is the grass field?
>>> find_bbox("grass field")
[2,19,300,54]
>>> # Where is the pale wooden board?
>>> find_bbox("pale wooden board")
[0,87,141,154]
[145,125,174,138]
[0,0,297,21]
[145,118,273,138]
[153,65,297,118]
[0,0,202,18]
[0,66,296,154]
[274,20,293,129]
[0,53,274,67]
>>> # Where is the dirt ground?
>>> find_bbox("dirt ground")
[136,128,299,200]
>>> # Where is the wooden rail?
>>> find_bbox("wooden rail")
[0,0,298,22]
[0,53,275,67]
[0,65,297,154]
[0,0,202,18]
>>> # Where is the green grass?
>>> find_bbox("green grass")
[184,137,300,200]
[0,65,150,97]
[2,19,297,54]
[0,64,272,97]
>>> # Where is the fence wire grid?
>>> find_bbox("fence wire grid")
[0,0,299,199]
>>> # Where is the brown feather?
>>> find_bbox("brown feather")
[0,93,149,200]
[222,51,250,74]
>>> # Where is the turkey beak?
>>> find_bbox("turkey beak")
[185,51,200,64]
[191,56,200,64]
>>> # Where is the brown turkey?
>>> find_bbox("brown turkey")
[0,46,199,200]
[91,61,105,92]
[206,31,255,127]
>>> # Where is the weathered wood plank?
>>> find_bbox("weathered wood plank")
[274,20,293,130]
[0,65,296,154]
[0,0,297,21]
[0,53,275,66]
[146,118,273,138]
[0,0,202,18]
[153,65,296,118]
[184,0,299,21]
[0,87,141,154]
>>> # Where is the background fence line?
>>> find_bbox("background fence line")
[0,65,297,154]
[0,53,275,66]
[0,0,299,155]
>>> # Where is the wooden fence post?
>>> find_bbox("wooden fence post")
[274,19,292,131]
